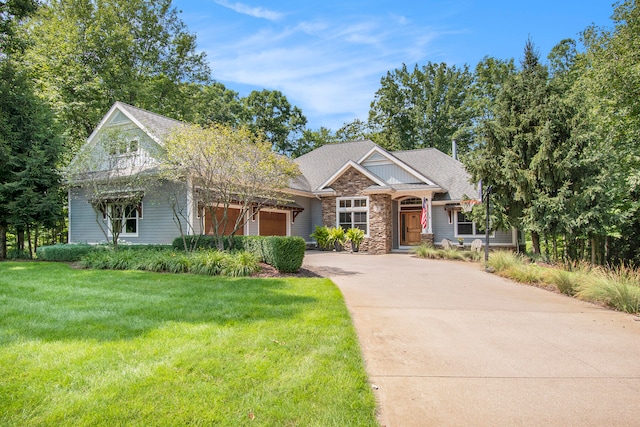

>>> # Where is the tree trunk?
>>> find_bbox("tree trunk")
[34,227,39,256]
[27,226,33,258]
[591,237,596,265]
[17,229,25,252]
[552,235,558,262]
[0,223,6,260]
[531,231,541,255]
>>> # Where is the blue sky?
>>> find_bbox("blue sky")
[174,0,615,131]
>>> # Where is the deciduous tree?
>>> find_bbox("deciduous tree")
[162,124,300,250]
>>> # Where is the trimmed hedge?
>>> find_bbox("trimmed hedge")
[36,244,102,262]
[262,236,306,273]
[172,235,306,273]
[172,235,240,251]
[36,243,172,262]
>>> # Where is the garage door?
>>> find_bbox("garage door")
[204,208,244,236]
[259,211,287,236]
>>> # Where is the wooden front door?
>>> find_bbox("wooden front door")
[401,211,422,246]
[259,211,287,236]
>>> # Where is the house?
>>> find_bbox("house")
[68,102,520,253]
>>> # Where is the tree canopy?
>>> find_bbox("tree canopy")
[21,0,211,155]
[162,124,300,249]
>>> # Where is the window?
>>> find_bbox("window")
[108,202,142,236]
[455,211,484,237]
[108,138,139,157]
[337,197,368,235]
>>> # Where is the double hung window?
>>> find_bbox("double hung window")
[337,197,368,235]
[455,211,484,237]
[108,203,142,236]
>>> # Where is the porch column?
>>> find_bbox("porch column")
[427,194,433,234]
[186,177,193,235]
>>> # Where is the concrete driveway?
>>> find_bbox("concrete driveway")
[302,251,640,427]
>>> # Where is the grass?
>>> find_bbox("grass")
[0,262,377,426]
[486,250,640,314]
[576,265,640,314]
[81,248,261,277]
[410,244,481,262]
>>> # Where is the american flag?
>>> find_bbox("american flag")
[420,198,428,229]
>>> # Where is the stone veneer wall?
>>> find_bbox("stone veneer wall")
[321,168,392,254]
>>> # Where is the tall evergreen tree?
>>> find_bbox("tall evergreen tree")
[0,60,64,258]
[467,40,573,255]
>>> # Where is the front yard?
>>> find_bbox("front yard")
[0,262,377,426]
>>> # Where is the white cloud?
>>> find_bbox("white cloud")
[205,13,449,129]
[213,0,283,21]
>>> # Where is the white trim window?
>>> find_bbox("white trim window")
[454,211,485,237]
[108,202,143,237]
[337,196,369,235]
[109,137,139,157]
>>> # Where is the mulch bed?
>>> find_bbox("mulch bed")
[252,263,321,278]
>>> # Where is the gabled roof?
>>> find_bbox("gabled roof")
[294,139,477,200]
[318,160,387,190]
[394,148,477,200]
[112,102,184,145]
[294,140,377,190]
[84,102,183,148]
[357,145,437,186]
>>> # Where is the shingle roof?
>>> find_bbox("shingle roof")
[107,103,477,200]
[393,148,478,200]
[116,102,184,144]
[294,139,477,200]
[294,140,377,190]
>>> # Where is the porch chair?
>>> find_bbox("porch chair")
[470,239,483,252]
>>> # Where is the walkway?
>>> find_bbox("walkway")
[303,251,640,427]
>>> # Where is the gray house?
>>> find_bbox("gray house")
[68,102,519,253]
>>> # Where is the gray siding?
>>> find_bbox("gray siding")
[431,204,514,246]
[69,181,187,245]
[69,188,108,244]
[365,164,421,184]
[290,195,314,240]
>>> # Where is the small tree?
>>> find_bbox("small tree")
[66,127,157,249]
[163,123,300,250]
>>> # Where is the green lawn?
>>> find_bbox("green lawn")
[0,262,377,426]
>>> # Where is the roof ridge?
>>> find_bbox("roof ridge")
[115,101,184,125]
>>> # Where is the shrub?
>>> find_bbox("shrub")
[7,248,32,260]
[80,249,114,269]
[262,236,306,273]
[506,264,545,284]
[345,227,365,251]
[576,266,640,314]
[326,227,346,251]
[220,251,260,277]
[410,244,439,259]
[80,248,261,277]
[547,269,580,296]
[234,236,266,261]
[487,250,523,272]
[172,235,225,251]
[36,243,96,262]
[310,226,331,250]
[442,249,466,261]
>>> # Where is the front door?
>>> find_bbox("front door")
[401,211,422,246]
